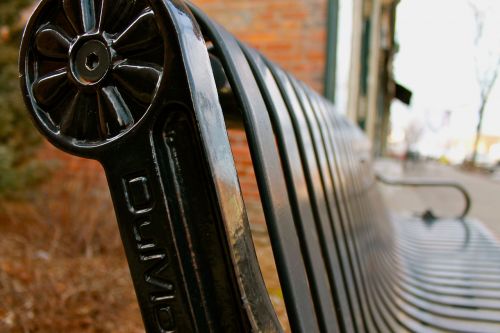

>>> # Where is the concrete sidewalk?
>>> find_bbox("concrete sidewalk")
[375,158,500,239]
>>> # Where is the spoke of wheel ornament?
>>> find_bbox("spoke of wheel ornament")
[99,85,134,129]
[113,9,158,54]
[33,70,70,106]
[63,0,97,34]
[22,0,165,145]
[113,60,162,104]
[60,91,99,138]
[99,0,136,33]
[35,26,71,59]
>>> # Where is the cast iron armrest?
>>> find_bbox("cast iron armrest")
[375,174,472,221]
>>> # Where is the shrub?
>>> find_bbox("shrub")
[0,0,47,197]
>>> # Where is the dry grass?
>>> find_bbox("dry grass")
[251,230,290,332]
[0,145,289,332]
[0,147,143,332]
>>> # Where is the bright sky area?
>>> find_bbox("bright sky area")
[391,0,500,164]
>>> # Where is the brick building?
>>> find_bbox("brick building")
[192,0,399,222]
[193,0,330,91]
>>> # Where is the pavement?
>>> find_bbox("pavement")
[375,158,500,240]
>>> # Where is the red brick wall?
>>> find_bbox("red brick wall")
[192,0,328,91]
[192,0,329,225]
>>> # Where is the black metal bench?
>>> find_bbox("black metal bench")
[19,0,500,332]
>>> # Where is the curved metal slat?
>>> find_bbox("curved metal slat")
[189,6,320,333]
[162,2,283,331]
[299,82,383,332]
[269,62,358,333]
[315,75,401,333]
[242,45,341,333]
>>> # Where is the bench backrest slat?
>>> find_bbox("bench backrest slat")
[307,81,385,332]
[242,46,341,333]
[307,89,380,332]
[190,6,321,332]
[275,63,362,331]
[292,76,376,331]
[270,63,359,332]
[326,104,399,332]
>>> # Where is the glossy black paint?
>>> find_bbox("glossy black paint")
[24,0,163,144]
[19,0,500,332]
[21,1,278,332]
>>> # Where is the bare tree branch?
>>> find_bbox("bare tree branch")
[467,0,500,165]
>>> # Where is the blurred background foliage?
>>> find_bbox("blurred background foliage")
[0,5,144,331]
[0,0,48,197]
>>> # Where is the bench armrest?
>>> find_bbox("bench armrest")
[375,174,472,220]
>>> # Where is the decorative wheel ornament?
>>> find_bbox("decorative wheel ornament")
[20,0,165,148]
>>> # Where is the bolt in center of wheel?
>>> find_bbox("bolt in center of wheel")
[71,39,111,85]
[85,53,100,71]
